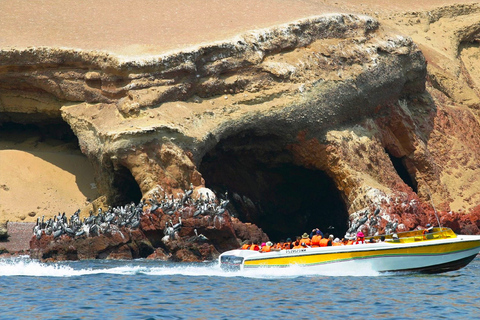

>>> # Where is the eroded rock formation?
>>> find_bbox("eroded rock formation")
[2,3,480,260]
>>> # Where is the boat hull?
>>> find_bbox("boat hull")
[219,235,480,274]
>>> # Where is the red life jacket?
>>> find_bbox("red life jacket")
[355,238,365,245]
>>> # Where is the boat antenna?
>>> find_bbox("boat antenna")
[424,185,443,230]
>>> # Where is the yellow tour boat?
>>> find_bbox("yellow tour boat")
[219,228,480,274]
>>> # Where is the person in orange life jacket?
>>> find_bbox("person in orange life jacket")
[310,228,323,239]
[319,233,333,247]
[332,237,342,246]
[355,231,365,244]
[300,233,311,247]
[274,240,284,250]
[292,237,302,249]
[283,238,293,249]
[241,240,252,250]
[261,241,274,252]
[310,229,323,247]
[345,233,355,245]
[250,242,260,250]
[423,224,434,235]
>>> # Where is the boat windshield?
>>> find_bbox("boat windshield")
[369,227,456,243]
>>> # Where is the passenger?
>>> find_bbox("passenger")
[241,240,252,250]
[250,242,260,251]
[423,224,434,234]
[310,228,323,239]
[300,233,311,247]
[380,235,386,242]
[368,237,376,243]
[274,240,284,250]
[332,237,342,246]
[355,231,365,244]
[347,234,355,245]
[261,241,273,252]
[310,230,323,248]
[283,238,293,249]
[319,233,332,247]
[292,237,302,249]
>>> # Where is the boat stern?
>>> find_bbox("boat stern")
[219,254,245,271]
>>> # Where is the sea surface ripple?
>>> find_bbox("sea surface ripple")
[0,256,479,319]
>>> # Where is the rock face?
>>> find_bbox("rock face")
[30,202,268,262]
[2,4,480,260]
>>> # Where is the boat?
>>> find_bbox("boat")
[219,228,480,274]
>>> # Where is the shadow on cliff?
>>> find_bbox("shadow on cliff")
[0,121,99,201]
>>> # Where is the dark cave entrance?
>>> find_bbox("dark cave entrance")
[199,133,349,241]
[110,164,143,206]
[386,150,418,193]
[0,121,80,146]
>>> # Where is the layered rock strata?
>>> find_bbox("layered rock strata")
[2,6,480,259]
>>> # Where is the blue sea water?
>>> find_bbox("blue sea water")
[0,256,479,319]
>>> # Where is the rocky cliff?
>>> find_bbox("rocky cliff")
[2,2,480,259]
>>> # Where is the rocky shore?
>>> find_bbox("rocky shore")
[2,0,480,261]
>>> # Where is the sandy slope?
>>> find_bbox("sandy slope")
[0,142,98,223]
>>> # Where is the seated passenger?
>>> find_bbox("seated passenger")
[274,240,284,250]
[241,240,252,250]
[319,234,332,247]
[332,237,342,246]
[283,238,293,249]
[250,242,260,251]
[300,233,311,247]
[423,224,434,234]
[261,241,273,252]
[310,230,323,248]
[292,237,302,249]
[310,228,323,239]
[355,231,365,244]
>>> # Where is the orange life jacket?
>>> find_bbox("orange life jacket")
[250,244,260,251]
[274,243,283,250]
[261,245,272,252]
[300,238,311,247]
[311,235,322,247]
[347,240,354,245]
[292,241,302,249]
[332,242,342,246]
[241,244,250,250]
[319,238,330,247]
[283,242,292,250]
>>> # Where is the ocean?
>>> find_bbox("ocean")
[0,256,479,319]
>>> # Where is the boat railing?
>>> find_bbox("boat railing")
[370,227,456,243]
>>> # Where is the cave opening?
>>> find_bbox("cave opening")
[0,121,79,147]
[110,165,143,206]
[199,133,349,241]
[386,150,417,193]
